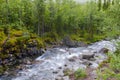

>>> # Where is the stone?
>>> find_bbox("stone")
[58,67,62,69]
[40,48,46,53]
[99,48,109,53]
[90,63,99,69]
[82,60,92,66]
[82,53,95,60]
[53,71,58,74]
[62,76,69,80]
[68,56,77,62]
[62,36,75,48]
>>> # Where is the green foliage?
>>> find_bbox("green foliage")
[0,0,119,43]
[63,68,72,76]
[74,69,87,80]
[97,43,120,80]
[0,31,6,42]
[108,53,120,72]
[6,38,17,47]
[0,66,4,74]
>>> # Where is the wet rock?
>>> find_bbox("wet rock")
[58,67,62,69]
[90,63,99,69]
[55,77,60,80]
[68,56,77,62]
[62,76,69,80]
[55,77,63,80]
[64,64,67,67]
[23,59,31,65]
[82,53,95,60]
[78,55,83,60]
[4,71,9,75]
[82,60,92,66]
[53,71,58,74]
[99,48,109,53]
[27,47,39,55]
[89,58,96,61]
[62,36,87,48]
[40,49,46,53]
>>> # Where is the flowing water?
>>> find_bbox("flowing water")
[0,38,120,80]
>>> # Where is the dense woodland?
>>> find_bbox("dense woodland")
[0,0,120,78]
[0,0,120,41]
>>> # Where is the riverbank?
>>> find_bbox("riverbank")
[0,29,86,75]
[0,28,119,79]
[1,37,119,80]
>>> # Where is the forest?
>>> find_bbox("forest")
[0,0,120,80]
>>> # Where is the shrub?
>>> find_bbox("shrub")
[74,69,87,80]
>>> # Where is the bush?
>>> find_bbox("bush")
[10,29,23,37]
[74,69,87,80]
[97,42,120,80]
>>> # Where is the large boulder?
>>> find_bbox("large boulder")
[62,36,75,48]
[82,53,95,60]
[99,48,109,53]
[62,36,87,48]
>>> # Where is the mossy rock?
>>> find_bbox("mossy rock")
[27,38,44,48]
[16,36,30,45]
[0,66,4,75]
[0,53,9,59]
[27,39,37,47]
[6,38,17,47]
[30,33,38,39]
[0,31,6,43]
[36,38,44,48]
[10,29,23,37]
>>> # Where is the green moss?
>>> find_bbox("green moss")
[0,53,9,59]
[30,33,38,39]
[6,38,17,47]
[92,35,106,42]
[10,29,23,37]
[70,34,82,41]
[36,38,44,48]
[0,66,4,75]
[0,31,7,46]
[16,36,30,45]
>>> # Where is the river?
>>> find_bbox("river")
[0,37,120,80]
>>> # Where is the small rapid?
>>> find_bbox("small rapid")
[1,38,120,80]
